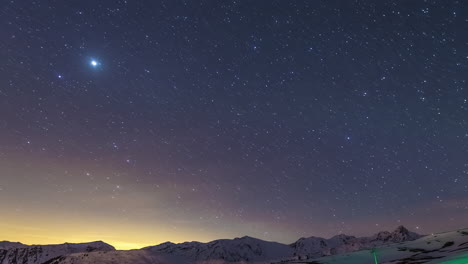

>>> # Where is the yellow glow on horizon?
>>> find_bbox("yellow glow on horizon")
[110,242,150,250]
[0,156,226,250]
[0,154,299,249]
[0,210,220,250]
[0,219,211,250]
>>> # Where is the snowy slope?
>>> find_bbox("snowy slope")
[282,228,468,264]
[46,236,294,264]
[0,241,28,250]
[41,226,424,264]
[0,241,115,264]
[290,226,422,260]
[144,236,294,263]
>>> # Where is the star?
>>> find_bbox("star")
[90,59,100,68]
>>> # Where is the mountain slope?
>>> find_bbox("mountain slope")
[0,241,115,264]
[45,237,294,264]
[40,226,423,264]
[282,228,468,264]
[145,236,294,262]
[290,225,423,260]
[0,241,28,250]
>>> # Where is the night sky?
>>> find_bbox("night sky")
[1,0,467,250]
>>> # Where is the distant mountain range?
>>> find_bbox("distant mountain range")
[3,226,466,264]
[291,225,421,260]
[0,241,114,264]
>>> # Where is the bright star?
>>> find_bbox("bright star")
[90,60,99,67]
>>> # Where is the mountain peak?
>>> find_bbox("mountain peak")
[0,240,115,264]
[0,241,27,250]
[330,234,354,239]
[383,225,422,242]
[236,235,256,240]
[393,225,409,233]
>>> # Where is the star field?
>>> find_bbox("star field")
[0,0,467,249]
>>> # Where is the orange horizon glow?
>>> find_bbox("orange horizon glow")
[0,219,217,250]
[0,154,303,250]
[2,153,467,251]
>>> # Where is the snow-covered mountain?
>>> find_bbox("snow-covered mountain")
[25,226,424,264]
[0,241,28,250]
[367,225,422,243]
[291,225,423,260]
[44,236,294,264]
[144,235,294,263]
[0,241,115,264]
[282,228,468,264]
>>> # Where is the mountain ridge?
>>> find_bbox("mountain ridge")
[0,225,425,264]
[290,225,422,260]
[0,241,115,264]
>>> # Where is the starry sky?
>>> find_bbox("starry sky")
[1,0,467,250]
